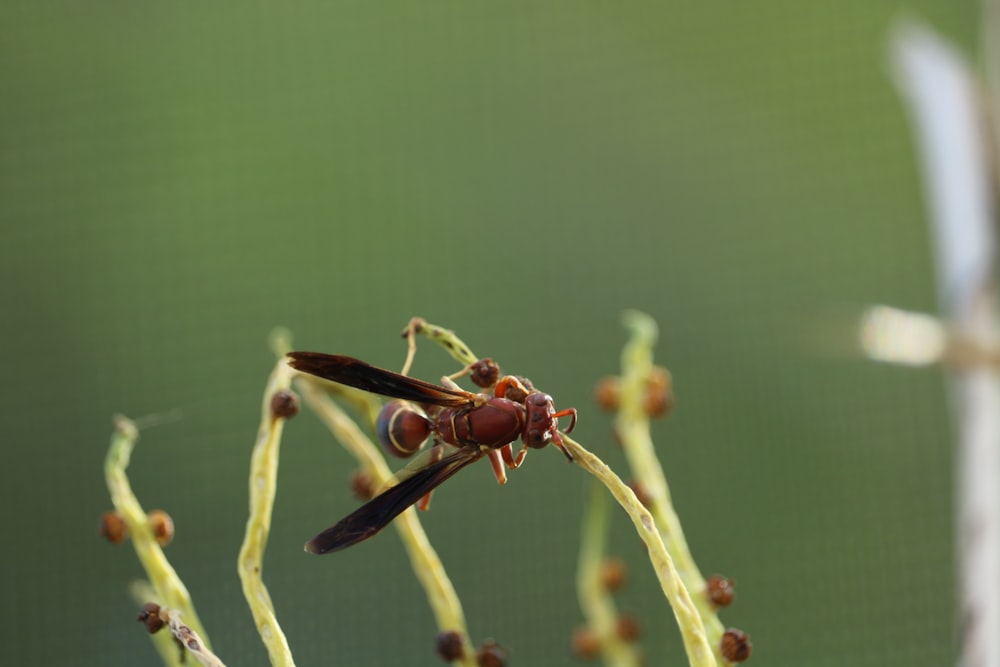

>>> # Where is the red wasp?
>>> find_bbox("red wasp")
[286,352,577,554]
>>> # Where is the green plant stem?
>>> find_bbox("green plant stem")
[295,375,478,667]
[237,355,297,667]
[577,478,642,666]
[562,433,717,667]
[616,310,730,665]
[104,415,211,661]
[403,317,479,369]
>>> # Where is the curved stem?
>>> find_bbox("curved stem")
[562,433,716,667]
[104,416,211,657]
[237,354,297,667]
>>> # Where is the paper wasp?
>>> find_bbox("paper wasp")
[287,352,577,554]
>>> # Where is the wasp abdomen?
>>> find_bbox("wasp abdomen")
[376,401,432,457]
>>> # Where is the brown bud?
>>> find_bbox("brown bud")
[99,511,128,544]
[616,613,640,642]
[720,628,752,662]
[593,376,621,412]
[642,392,674,419]
[599,557,628,592]
[476,639,509,667]
[435,630,464,661]
[469,359,501,388]
[647,366,671,392]
[148,510,174,547]
[137,603,165,634]
[642,388,674,418]
[350,469,377,501]
[270,389,300,420]
[644,367,674,418]
[706,575,735,608]
[570,625,600,659]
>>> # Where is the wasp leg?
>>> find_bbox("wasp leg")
[440,376,463,391]
[417,445,446,510]
[500,442,528,469]
[487,449,508,485]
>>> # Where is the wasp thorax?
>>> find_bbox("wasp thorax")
[376,401,431,457]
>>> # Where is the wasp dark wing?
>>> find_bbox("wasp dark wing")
[305,447,484,554]
[287,352,473,406]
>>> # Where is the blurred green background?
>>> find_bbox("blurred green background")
[1,1,978,665]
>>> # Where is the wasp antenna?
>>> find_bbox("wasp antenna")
[553,433,574,462]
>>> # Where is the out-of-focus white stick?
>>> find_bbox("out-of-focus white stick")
[891,18,1000,667]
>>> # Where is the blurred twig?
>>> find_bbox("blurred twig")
[562,433,717,667]
[891,18,1000,667]
[576,478,643,666]
[613,311,734,664]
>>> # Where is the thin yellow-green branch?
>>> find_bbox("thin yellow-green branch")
[562,434,717,667]
[577,478,642,667]
[104,415,210,659]
[616,310,731,664]
[237,354,297,667]
[403,317,479,369]
[295,374,477,667]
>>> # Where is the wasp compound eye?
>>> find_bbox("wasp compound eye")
[525,427,550,448]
